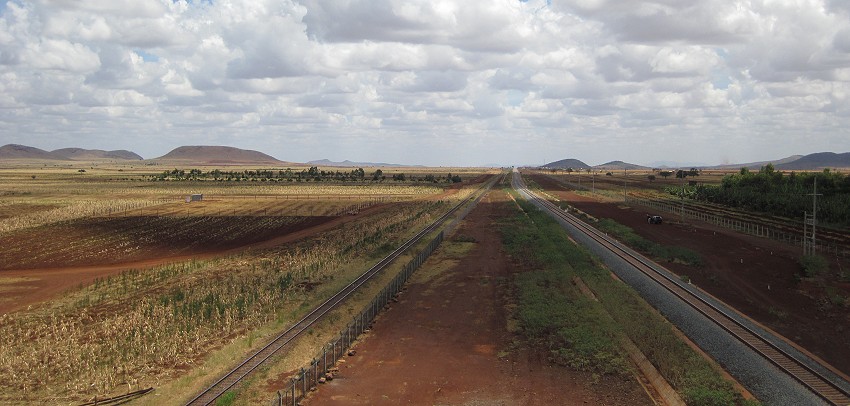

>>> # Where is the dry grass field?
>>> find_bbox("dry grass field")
[0,161,494,404]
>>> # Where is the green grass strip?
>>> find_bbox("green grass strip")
[501,200,629,376]
[503,189,756,406]
[596,218,704,267]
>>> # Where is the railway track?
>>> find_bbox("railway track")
[513,171,850,406]
[186,176,496,406]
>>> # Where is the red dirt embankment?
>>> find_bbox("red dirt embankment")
[302,190,650,405]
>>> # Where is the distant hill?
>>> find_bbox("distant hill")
[706,153,849,171]
[594,160,649,170]
[542,158,590,170]
[776,152,850,170]
[0,144,68,160]
[155,146,283,164]
[307,159,410,168]
[709,155,803,170]
[52,148,142,161]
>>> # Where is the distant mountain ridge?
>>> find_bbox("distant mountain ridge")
[155,146,283,164]
[707,152,849,170]
[0,144,68,160]
[708,155,803,170]
[0,144,143,161]
[776,152,850,170]
[307,159,410,168]
[542,152,848,171]
[52,148,142,160]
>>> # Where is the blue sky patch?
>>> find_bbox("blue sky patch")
[135,50,159,63]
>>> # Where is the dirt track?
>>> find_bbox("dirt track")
[530,173,850,377]
[303,190,650,405]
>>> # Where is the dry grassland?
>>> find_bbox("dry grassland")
[0,163,492,404]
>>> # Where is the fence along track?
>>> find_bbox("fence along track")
[625,195,849,258]
[271,231,444,406]
[269,174,502,406]
[513,172,850,406]
[540,173,850,258]
[186,175,498,406]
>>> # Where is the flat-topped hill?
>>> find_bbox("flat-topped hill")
[155,146,283,164]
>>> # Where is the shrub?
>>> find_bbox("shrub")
[799,254,829,277]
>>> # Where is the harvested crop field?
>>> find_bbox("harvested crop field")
[0,215,335,270]
[0,201,396,315]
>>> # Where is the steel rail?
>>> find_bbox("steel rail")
[186,176,497,406]
[513,171,850,406]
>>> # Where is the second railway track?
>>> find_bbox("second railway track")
[513,170,850,406]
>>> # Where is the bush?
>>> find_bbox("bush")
[799,254,829,277]
[216,391,236,406]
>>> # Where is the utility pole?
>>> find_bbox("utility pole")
[592,169,595,194]
[804,177,821,256]
[681,169,686,224]
[623,166,627,201]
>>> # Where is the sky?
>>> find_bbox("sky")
[1,0,849,167]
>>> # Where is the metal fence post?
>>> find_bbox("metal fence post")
[301,368,306,399]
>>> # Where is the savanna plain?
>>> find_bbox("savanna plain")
[1,161,848,405]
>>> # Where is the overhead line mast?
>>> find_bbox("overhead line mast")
[803,177,821,256]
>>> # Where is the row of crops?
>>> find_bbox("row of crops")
[0,197,450,402]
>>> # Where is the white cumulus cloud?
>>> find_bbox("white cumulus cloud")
[0,0,847,166]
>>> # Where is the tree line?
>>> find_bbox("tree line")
[152,167,462,183]
[678,164,850,227]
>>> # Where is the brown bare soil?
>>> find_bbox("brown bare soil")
[0,215,336,270]
[301,190,651,405]
[0,204,390,315]
[530,173,850,377]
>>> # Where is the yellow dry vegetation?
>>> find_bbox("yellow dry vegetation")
[0,163,492,404]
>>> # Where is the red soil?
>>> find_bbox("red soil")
[301,190,651,405]
[0,204,389,315]
[529,173,850,377]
